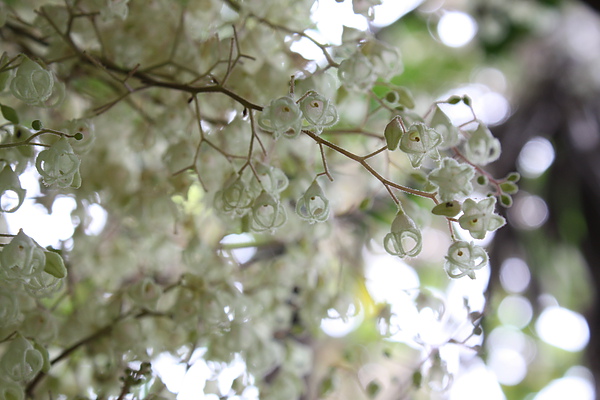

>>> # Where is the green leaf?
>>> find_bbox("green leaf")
[1,104,19,124]
[366,381,381,398]
[44,251,67,279]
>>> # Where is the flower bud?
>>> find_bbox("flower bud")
[0,165,26,213]
[384,117,403,151]
[383,210,422,257]
[431,201,461,218]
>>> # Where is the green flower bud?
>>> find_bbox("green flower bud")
[384,117,403,151]
[296,179,330,223]
[43,250,67,279]
[431,200,461,218]
[500,181,518,194]
[383,210,422,257]
[0,165,26,213]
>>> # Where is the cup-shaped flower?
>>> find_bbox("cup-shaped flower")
[0,165,26,213]
[338,52,377,91]
[250,190,287,232]
[258,96,303,139]
[0,287,21,327]
[35,137,81,188]
[214,175,254,217]
[296,179,330,223]
[9,56,54,106]
[399,123,442,168]
[250,163,288,195]
[0,334,44,383]
[23,269,64,298]
[128,277,163,311]
[0,229,45,282]
[383,210,422,257]
[299,92,338,134]
[458,197,506,240]
[428,158,475,202]
[444,241,488,279]
[0,376,24,400]
[361,38,402,79]
[429,106,459,149]
[464,122,501,165]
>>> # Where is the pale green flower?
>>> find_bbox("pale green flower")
[458,197,505,239]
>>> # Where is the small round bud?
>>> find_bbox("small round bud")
[31,119,43,130]
[476,175,488,186]
[74,132,84,140]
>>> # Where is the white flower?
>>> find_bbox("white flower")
[0,165,26,213]
[444,241,488,279]
[428,158,475,201]
[296,179,330,223]
[0,229,46,282]
[399,123,442,168]
[463,122,501,166]
[35,137,81,188]
[383,210,422,257]
[300,92,338,134]
[258,96,303,139]
[458,197,505,239]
